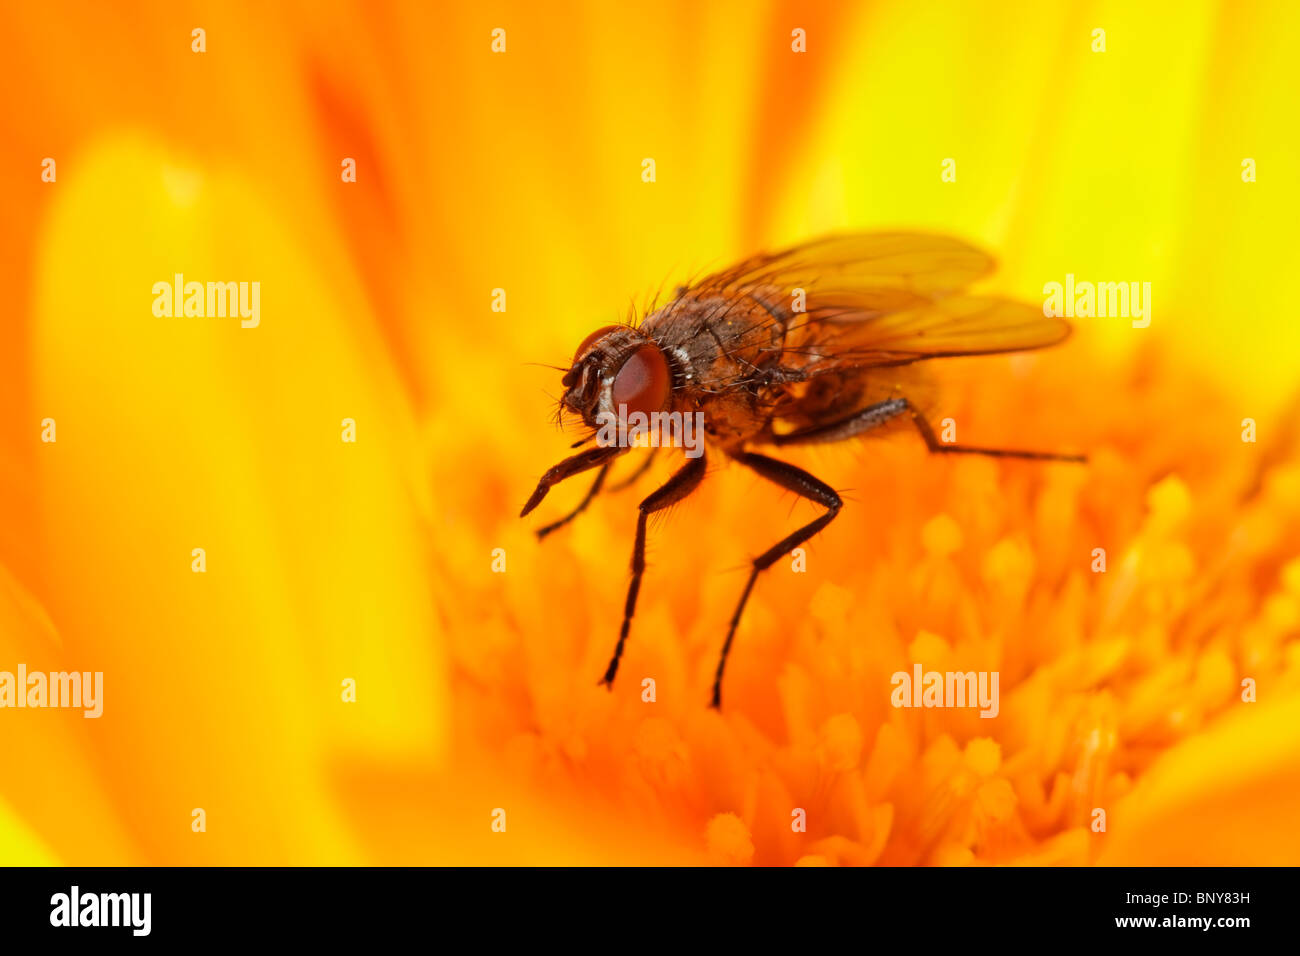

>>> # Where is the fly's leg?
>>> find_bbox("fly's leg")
[773,396,1085,462]
[534,450,661,540]
[712,453,841,709]
[520,445,625,519]
[602,453,708,690]
[771,397,911,446]
[535,463,610,540]
[902,400,1085,462]
[606,448,658,492]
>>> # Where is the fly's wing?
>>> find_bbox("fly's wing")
[687,232,996,302]
[786,294,1071,373]
[767,294,1071,441]
[674,233,1068,373]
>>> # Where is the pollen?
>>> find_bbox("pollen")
[963,738,1001,777]
[1145,475,1192,531]
[817,714,864,772]
[922,513,963,556]
[706,813,755,866]
[908,630,952,664]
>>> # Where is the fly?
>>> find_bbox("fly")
[520,233,1085,708]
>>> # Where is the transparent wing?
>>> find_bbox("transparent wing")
[688,232,996,299]
[669,233,1068,371]
[786,294,1071,373]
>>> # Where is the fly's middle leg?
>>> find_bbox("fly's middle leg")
[712,453,841,709]
[601,453,708,690]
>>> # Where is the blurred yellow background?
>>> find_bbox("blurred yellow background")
[1,0,1298,865]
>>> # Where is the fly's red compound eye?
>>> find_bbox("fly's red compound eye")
[572,325,620,365]
[612,343,670,417]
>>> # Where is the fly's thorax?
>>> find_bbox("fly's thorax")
[643,292,789,389]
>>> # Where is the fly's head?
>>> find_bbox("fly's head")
[561,325,672,429]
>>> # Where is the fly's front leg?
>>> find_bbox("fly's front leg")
[606,448,658,492]
[535,463,610,540]
[601,453,707,690]
[713,453,841,709]
[534,450,661,539]
[520,445,625,519]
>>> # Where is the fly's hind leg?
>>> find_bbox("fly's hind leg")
[773,396,1085,462]
[903,401,1085,462]
[771,397,912,446]
[712,453,842,709]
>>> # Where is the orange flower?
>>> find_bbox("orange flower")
[1,0,1298,865]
